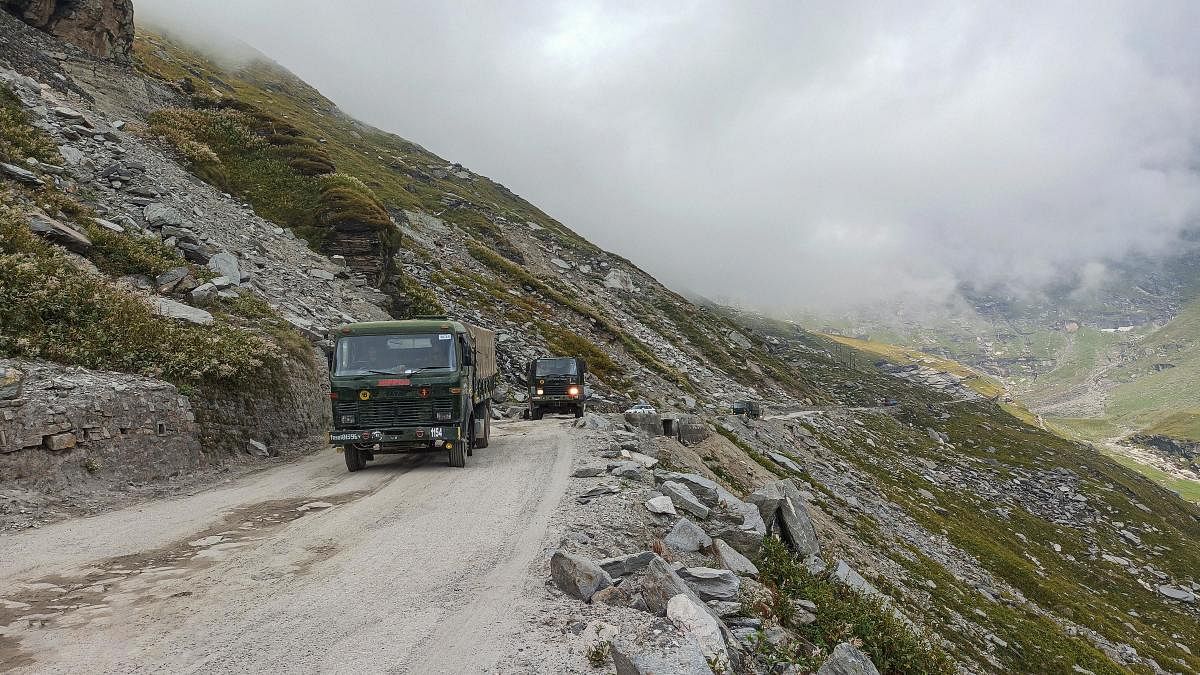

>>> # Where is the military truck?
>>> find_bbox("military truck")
[526,357,587,419]
[327,317,498,471]
[732,400,763,419]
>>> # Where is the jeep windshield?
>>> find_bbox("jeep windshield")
[334,333,458,376]
[535,358,578,377]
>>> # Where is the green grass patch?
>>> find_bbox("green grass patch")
[756,538,955,674]
[0,205,287,387]
[0,84,59,165]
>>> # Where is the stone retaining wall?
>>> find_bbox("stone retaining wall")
[0,358,203,486]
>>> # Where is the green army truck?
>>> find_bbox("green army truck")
[527,356,587,419]
[327,317,498,471]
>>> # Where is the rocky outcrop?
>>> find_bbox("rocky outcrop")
[1,0,134,62]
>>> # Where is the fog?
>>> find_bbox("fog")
[137,1,1200,313]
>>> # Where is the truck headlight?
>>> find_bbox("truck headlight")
[536,388,544,395]
[567,385,580,397]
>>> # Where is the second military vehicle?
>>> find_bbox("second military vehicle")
[328,317,497,471]
[527,356,587,419]
[732,400,763,419]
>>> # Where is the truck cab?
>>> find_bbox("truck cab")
[527,357,587,419]
[328,318,497,470]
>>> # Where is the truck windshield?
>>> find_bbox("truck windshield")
[535,358,578,376]
[334,333,458,376]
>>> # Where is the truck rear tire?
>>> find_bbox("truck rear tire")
[344,445,364,472]
[449,441,466,468]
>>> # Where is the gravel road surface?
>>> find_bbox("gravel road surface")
[0,418,576,674]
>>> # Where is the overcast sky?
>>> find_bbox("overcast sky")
[137,1,1200,312]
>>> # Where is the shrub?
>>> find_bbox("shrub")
[0,206,283,386]
[0,84,59,165]
[756,538,955,674]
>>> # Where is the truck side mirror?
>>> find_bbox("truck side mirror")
[578,358,588,375]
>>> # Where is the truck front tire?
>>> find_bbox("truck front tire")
[344,445,364,472]
[532,406,543,420]
[449,441,466,468]
[575,404,585,418]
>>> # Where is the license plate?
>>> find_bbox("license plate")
[331,431,374,443]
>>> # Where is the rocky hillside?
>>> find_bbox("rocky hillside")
[1,7,1199,674]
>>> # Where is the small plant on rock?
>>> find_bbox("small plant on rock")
[585,641,610,667]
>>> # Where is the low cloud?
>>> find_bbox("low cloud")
[137,1,1200,313]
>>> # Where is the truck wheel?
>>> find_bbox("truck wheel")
[449,441,466,468]
[574,404,585,418]
[474,402,491,449]
[344,445,364,472]
[532,406,543,420]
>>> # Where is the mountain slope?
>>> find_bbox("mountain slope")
[3,14,1199,674]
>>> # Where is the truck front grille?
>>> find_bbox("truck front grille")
[336,397,456,429]
[539,377,571,395]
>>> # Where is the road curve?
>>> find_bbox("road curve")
[0,418,576,674]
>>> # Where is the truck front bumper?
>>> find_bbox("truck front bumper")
[330,426,460,447]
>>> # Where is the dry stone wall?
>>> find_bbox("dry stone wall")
[0,358,203,486]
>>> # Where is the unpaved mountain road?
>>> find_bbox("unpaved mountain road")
[0,418,577,674]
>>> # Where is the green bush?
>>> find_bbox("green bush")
[756,538,955,674]
[0,206,283,385]
[0,84,59,165]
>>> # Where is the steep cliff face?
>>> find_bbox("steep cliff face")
[1,0,133,62]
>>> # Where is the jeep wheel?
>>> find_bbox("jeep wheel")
[344,445,364,472]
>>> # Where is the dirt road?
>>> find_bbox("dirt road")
[0,418,577,674]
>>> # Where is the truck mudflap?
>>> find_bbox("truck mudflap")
[330,426,460,445]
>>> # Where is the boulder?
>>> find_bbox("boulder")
[611,632,713,675]
[662,472,720,505]
[667,594,730,671]
[712,539,759,576]
[574,412,614,430]
[750,479,820,557]
[678,567,741,601]
[830,561,882,599]
[572,466,606,478]
[0,365,23,400]
[27,213,91,253]
[767,451,804,473]
[817,642,880,675]
[1,162,42,184]
[665,517,711,552]
[151,297,214,326]
[189,282,217,304]
[599,551,657,578]
[207,251,242,283]
[144,203,185,228]
[660,480,710,519]
[549,550,612,601]
[1157,585,1196,603]
[154,266,191,293]
[611,461,651,482]
[645,496,676,515]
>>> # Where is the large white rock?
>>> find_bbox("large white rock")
[152,297,214,325]
[667,594,729,671]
